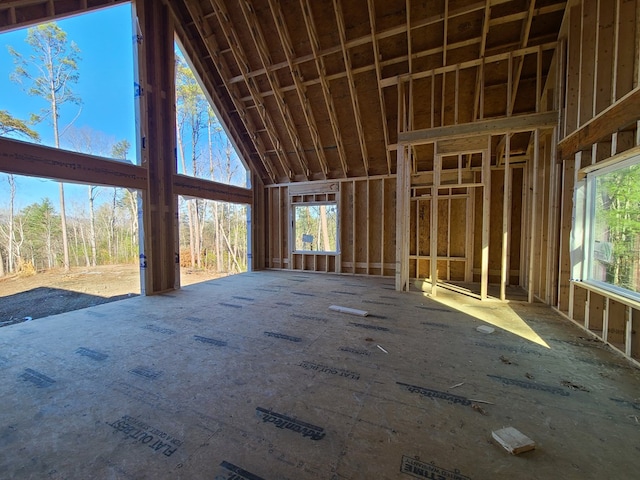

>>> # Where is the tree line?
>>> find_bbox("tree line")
[0,21,247,277]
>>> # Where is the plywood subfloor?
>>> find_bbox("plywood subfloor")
[1,271,639,479]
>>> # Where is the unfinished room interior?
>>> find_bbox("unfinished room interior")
[2,0,640,478]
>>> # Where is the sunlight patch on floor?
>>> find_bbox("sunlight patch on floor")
[420,288,550,348]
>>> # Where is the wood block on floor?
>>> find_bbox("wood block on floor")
[492,427,536,454]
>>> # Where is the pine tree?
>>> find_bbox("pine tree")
[9,22,82,271]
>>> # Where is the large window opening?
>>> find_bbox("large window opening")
[0,4,144,324]
[585,154,640,299]
[174,45,249,279]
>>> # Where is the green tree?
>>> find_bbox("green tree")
[0,110,40,140]
[9,22,82,272]
[595,164,640,292]
[21,199,60,270]
[0,111,40,276]
[176,55,208,268]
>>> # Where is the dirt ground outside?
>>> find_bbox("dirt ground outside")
[0,264,227,327]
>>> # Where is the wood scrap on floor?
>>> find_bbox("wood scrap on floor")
[492,427,536,454]
[329,305,369,316]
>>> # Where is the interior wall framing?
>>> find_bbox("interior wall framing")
[551,0,640,366]
[263,176,396,276]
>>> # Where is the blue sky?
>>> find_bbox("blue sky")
[0,3,135,209]
[0,2,246,213]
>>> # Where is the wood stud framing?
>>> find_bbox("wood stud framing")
[3,1,640,367]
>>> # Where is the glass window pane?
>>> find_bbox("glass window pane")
[590,163,640,294]
[294,204,338,252]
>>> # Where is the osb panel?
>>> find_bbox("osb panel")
[589,292,606,332]
[304,83,344,176]
[450,197,466,257]
[330,77,366,177]
[341,0,372,40]
[412,77,433,130]
[351,43,375,70]
[412,23,444,53]
[340,181,354,266]
[450,260,466,281]
[358,72,388,175]
[417,199,430,257]
[488,170,504,284]
[572,286,587,324]
[308,1,339,50]
[512,78,538,115]
[383,87,398,145]
[280,0,313,57]
[410,200,418,256]
[411,0,445,21]
[437,198,449,256]
[509,168,523,285]
[608,299,627,348]
[486,21,523,52]
[368,180,383,273]
[374,0,406,31]
[632,309,640,359]
[484,84,509,118]
[436,260,448,282]
[491,0,530,19]
[447,10,483,45]
[446,44,482,66]
[383,178,396,274]
[355,180,368,270]
[472,175,482,281]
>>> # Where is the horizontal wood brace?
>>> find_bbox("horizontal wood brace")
[557,87,640,160]
[399,112,558,145]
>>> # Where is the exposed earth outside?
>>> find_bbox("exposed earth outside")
[0,264,225,327]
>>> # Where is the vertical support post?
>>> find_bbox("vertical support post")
[431,154,440,296]
[396,81,411,291]
[133,0,178,295]
[500,134,511,300]
[603,297,610,343]
[395,144,410,291]
[528,128,540,303]
[625,306,633,357]
[480,139,491,300]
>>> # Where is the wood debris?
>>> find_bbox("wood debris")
[492,427,536,454]
[561,380,589,392]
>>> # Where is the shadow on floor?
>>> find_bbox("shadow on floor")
[0,286,137,327]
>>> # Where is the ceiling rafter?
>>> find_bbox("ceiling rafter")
[473,1,493,121]
[367,0,392,174]
[181,1,277,183]
[443,0,449,66]
[236,0,311,180]
[0,0,125,31]
[300,0,349,177]
[237,35,487,103]
[266,0,330,177]
[509,0,538,115]
[333,0,369,175]
[380,42,558,86]
[406,0,412,74]
[226,0,490,87]
[209,0,293,181]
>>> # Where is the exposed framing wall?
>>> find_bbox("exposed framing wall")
[263,176,396,276]
[550,0,640,365]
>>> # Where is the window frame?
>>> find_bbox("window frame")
[291,200,340,255]
[582,151,640,301]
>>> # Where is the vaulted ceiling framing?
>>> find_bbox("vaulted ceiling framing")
[1,0,568,185]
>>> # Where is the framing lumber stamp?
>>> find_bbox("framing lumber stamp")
[492,427,536,454]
